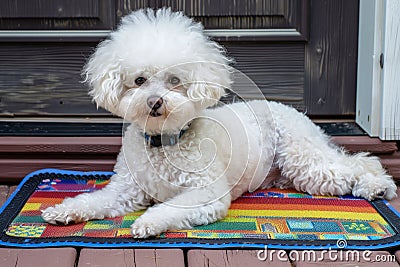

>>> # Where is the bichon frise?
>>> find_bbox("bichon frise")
[42,8,397,238]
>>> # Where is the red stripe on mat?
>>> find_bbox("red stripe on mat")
[31,191,85,198]
[229,203,376,212]
[233,197,371,206]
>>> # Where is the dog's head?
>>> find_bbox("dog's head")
[83,8,232,135]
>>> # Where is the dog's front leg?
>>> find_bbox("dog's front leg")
[130,178,231,238]
[41,174,150,225]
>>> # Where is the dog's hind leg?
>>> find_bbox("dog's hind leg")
[270,101,397,200]
[274,133,354,197]
[41,174,150,225]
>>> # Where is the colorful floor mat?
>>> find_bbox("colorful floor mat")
[1,169,400,249]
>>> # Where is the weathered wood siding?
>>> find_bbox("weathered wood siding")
[0,0,359,117]
[0,0,115,30]
[304,0,359,115]
[0,43,102,115]
[0,42,305,115]
[226,43,304,109]
[117,0,307,37]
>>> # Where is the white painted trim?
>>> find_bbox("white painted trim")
[380,0,400,140]
[356,0,400,140]
[356,0,384,137]
[205,29,301,37]
[0,30,110,38]
[0,29,301,38]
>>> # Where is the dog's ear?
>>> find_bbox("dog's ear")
[82,39,123,112]
[187,61,232,108]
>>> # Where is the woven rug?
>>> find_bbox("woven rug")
[1,169,400,249]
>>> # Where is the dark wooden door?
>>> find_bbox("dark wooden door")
[0,0,359,117]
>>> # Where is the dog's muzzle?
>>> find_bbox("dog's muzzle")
[147,95,163,117]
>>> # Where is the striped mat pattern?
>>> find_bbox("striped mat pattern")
[5,177,395,241]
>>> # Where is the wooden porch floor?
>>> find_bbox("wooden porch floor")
[1,133,400,266]
[1,186,400,267]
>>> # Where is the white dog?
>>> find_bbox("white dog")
[42,8,397,238]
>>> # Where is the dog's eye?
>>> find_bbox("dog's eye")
[169,76,180,85]
[135,77,147,86]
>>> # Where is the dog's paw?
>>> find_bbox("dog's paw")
[353,184,389,201]
[352,174,397,201]
[130,219,164,238]
[359,187,389,201]
[41,205,83,225]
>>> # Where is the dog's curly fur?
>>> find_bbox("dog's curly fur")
[42,8,397,238]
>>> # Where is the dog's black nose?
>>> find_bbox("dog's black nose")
[147,95,163,110]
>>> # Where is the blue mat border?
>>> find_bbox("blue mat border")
[1,168,400,250]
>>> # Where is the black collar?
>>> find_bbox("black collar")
[143,128,188,147]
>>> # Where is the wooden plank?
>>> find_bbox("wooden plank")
[0,158,115,182]
[0,185,9,206]
[134,249,185,267]
[78,249,134,267]
[1,135,399,182]
[187,250,291,267]
[304,0,359,115]
[0,42,305,115]
[9,186,17,195]
[0,0,100,18]
[224,43,305,109]
[293,250,398,266]
[78,249,185,267]
[0,43,106,115]
[388,187,400,212]
[0,136,396,155]
[117,0,308,37]
[0,248,77,267]
[0,0,115,30]
[0,185,16,206]
[331,136,398,154]
[380,152,400,180]
[395,251,400,264]
[0,136,121,154]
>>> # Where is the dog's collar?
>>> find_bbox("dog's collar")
[143,124,191,147]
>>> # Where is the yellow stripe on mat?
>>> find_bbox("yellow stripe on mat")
[227,210,388,224]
